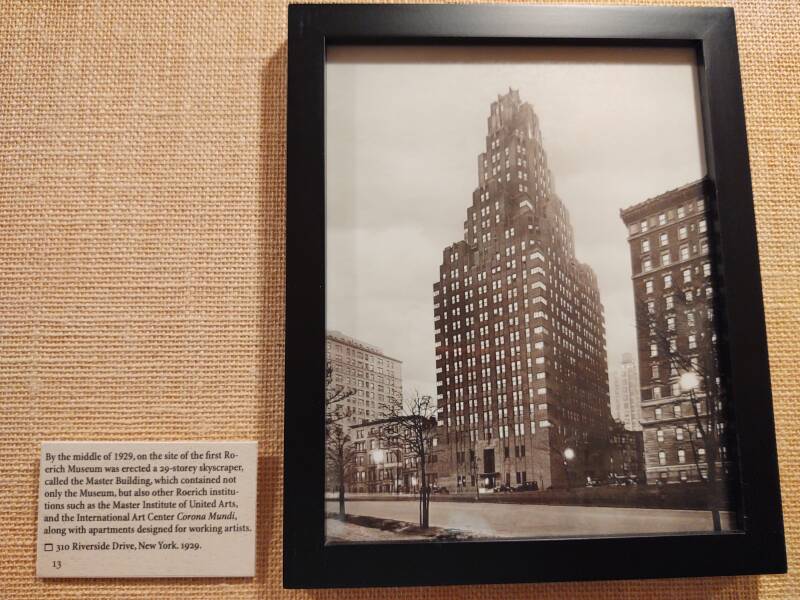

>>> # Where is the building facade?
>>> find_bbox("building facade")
[610,353,642,431]
[349,417,437,494]
[620,179,727,484]
[432,89,612,492]
[326,330,403,429]
[608,421,646,483]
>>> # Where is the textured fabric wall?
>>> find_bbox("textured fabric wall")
[0,1,796,598]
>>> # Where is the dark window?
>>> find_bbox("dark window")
[483,448,495,473]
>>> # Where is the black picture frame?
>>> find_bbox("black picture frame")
[284,4,786,588]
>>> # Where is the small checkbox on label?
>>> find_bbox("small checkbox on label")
[44,543,53,552]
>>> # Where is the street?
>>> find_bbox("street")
[326,499,734,539]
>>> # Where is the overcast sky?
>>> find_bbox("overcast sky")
[326,46,706,397]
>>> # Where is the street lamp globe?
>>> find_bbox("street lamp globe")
[563,447,576,461]
[679,371,701,393]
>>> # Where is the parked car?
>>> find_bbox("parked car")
[493,484,513,493]
[607,475,638,486]
[431,485,449,495]
[512,481,539,492]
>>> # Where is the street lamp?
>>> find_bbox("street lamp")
[679,371,700,393]
[677,368,720,531]
[563,447,575,490]
[679,370,703,452]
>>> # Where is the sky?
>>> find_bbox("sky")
[326,46,706,397]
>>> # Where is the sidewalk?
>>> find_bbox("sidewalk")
[329,499,734,539]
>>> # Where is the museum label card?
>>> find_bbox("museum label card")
[36,441,257,578]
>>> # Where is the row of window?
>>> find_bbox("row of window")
[656,426,695,442]
[332,372,397,392]
[649,334,700,357]
[446,417,550,438]
[628,199,706,235]
[651,360,700,381]
[657,469,703,482]
[652,401,707,419]
[658,447,705,465]
[328,355,400,379]
[644,287,713,309]
[644,263,712,293]
[640,219,707,252]
[641,240,708,272]
[327,342,399,368]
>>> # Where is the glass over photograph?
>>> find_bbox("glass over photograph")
[324,46,738,544]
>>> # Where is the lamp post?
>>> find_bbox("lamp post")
[679,369,721,532]
[563,447,575,490]
[679,371,701,463]
[469,457,481,500]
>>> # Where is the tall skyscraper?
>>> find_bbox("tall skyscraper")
[326,330,403,429]
[610,353,643,431]
[432,89,612,491]
[620,179,728,484]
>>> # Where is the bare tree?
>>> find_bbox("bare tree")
[325,359,356,518]
[378,392,437,528]
[326,422,357,519]
[325,360,355,430]
[635,279,727,530]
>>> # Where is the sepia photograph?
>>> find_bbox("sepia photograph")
[323,45,738,544]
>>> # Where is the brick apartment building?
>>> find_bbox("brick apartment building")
[326,330,403,430]
[608,421,646,483]
[348,417,438,494]
[432,89,613,492]
[620,179,728,484]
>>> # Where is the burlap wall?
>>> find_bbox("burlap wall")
[0,1,796,598]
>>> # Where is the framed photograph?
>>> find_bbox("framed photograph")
[284,4,786,588]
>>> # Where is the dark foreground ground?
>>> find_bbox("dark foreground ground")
[325,498,735,542]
